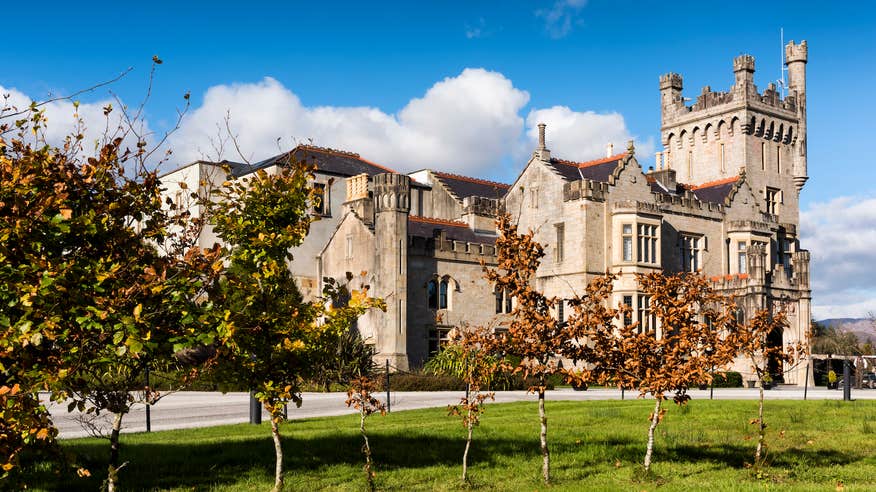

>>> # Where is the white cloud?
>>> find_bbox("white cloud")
[0,85,150,160]
[525,105,654,163]
[535,0,587,39]
[801,196,876,318]
[169,69,530,177]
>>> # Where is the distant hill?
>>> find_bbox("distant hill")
[817,318,876,344]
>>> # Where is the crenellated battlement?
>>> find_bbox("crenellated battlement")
[563,179,609,202]
[462,196,502,217]
[373,173,410,213]
[408,234,497,262]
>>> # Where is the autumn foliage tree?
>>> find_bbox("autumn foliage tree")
[0,97,217,491]
[427,326,498,483]
[568,272,737,473]
[732,309,806,467]
[207,159,383,492]
[345,376,386,492]
[484,213,563,484]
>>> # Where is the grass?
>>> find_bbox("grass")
[22,399,876,491]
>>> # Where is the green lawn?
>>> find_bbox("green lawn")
[25,399,876,491]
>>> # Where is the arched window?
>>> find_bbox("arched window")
[439,278,449,309]
[427,279,438,309]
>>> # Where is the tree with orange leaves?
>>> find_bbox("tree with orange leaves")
[483,213,564,484]
[731,309,807,467]
[567,272,738,473]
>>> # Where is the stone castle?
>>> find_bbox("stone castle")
[164,41,812,385]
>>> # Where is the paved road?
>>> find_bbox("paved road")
[46,386,876,439]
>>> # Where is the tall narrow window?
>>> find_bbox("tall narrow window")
[765,187,780,215]
[637,295,654,334]
[439,279,449,309]
[776,146,781,173]
[737,241,747,274]
[687,151,693,179]
[622,224,633,262]
[313,183,327,215]
[761,142,766,171]
[505,291,512,313]
[495,287,504,314]
[719,143,726,173]
[681,235,701,272]
[638,224,658,264]
[555,223,565,263]
[345,235,353,259]
[557,300,565,324]
[623,295,633,326]
[427,280,438,309]
[530,187,539,209]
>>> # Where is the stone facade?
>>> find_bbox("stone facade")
[163,42,813,383]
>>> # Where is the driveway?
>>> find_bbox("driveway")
[45,386,875,439]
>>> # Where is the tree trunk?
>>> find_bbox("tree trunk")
[107,411,125,492]
[643,398,662,473]
[270,418,284,492]
[361,410,375,492]
[755,384,765,465]
[462,409,473,483]
[538,388,550,484]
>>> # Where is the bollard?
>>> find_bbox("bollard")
[145,366,151,433]
[385,359,391,413]
[803,363,809,401]
[249,391,262,424]
[843,360,852,401]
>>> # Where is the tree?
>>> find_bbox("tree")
[427,326,499,483]
[732,309,806,467]
[483,213,563,484]
[571,272,737,473]
[207,159,383,492]
[0,100,216,490]
[345,376,386,492]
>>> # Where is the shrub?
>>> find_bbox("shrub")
[712,371,743,388]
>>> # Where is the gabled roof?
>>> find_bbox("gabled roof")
[231,145,395,178]
[690,176,740,204]
[431,171,510,200]
[546,153,627,182]
[407,216,496,244]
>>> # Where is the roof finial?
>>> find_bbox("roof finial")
[537,123,546,150]
[627,139,635,155]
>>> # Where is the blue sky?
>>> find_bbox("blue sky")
[3,0,876,318]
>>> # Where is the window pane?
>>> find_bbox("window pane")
[427,280,438,309]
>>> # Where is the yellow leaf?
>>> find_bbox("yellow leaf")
[133,304,142,321]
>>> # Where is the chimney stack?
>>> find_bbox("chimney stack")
[606,142,613,157]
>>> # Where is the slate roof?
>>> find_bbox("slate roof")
[231,145,395,178]
[690,176,740,204]
[431,172,510,200]
[407,216,496,244]
[546,153,626,182]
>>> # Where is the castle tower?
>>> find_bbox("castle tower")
[372,173,411,371]
[785,40,808,192]
[658,43,808,228]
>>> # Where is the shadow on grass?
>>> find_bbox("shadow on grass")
[23,429,867,491]
[26,432,534,491]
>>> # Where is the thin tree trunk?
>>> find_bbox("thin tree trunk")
[361,410,375,492]
[462,409,473,483]
[270,418,284,492]
[643,398,662,473]
[107,411,124,492]
[538,388,550,484]
[755,384,765,465]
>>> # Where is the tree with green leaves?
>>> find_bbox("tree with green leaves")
[0,97,216,490]
[207,160,383,492]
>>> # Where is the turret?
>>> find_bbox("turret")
[785,40,808,192]
[659,72,684,122]
[372,173,411,370]
[732,55,757,95]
